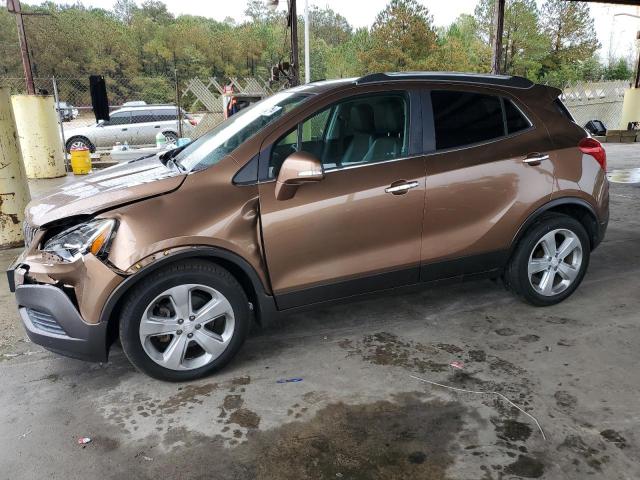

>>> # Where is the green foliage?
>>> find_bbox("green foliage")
[539,0,600,80]
[604,58,633,81]
[361,0,436,72]
[0,0,627,93]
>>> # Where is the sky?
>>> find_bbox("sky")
[53,0,640,63]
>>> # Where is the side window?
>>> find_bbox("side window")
[154,108,178,121]
[504,99,531,134]
[431,91,504,150]
[268,94,408,179]
[131,109,153,124]
[104,112,130,126]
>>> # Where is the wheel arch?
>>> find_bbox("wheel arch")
[102,246,277,353]
[510,197,600,258]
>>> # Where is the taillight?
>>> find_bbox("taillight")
[189,118,197,126]
[579,137,606,171]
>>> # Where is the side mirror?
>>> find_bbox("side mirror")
[275,151,324,201]
[97,119,105,127]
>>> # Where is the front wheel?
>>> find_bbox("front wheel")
[119,260,250,381]
[504,213,590,306]
[66,136,94,153]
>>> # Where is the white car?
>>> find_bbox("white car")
[65,105,196,152]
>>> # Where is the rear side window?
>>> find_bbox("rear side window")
[154,108,179,121]
[431,91,534,150]
[504,99,531,134]
[554,99,575,122]
[431,91,504,150]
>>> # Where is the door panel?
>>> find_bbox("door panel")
[421,129,555,277]
[259,157,426,306]
[97,112,131,147]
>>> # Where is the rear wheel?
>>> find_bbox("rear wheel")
[505,214,590,306]
[119,260,250,381]
[162,131,178,145]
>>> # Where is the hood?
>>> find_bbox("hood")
[26,156,186,227]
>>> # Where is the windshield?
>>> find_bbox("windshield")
[174,91,311,172]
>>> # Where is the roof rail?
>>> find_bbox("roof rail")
[355,72,534,89]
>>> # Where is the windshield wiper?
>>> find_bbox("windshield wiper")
[159,144,189,169]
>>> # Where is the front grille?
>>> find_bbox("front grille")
[26,308,66,335]
[22,221,38,248]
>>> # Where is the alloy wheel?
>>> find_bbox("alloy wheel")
[527,228,583,296]
[70,139,89,149]
[139,284,235,371]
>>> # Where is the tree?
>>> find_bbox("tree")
[245,0,279,23]
[540,0,599,74]
[308,6,352,47]
[361,0,436,72]
[0,0,621,100]
[604,58,633,81]
[325,28,371,78]
[429,14,491,72]
[114,0,137,25]
[475,0,546,77]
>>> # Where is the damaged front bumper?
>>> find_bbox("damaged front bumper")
[15,284,109,362]
[7,248,124,363]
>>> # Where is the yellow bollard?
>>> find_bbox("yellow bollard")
[0,88,31,248]
[11,94,65,179]
[70,146,92,175]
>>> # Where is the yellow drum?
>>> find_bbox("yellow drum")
[70,146,92,175]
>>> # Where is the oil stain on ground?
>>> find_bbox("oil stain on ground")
[339,332,451,373]
[141,392,466,480]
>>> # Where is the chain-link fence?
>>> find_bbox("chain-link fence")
[0,75,285,154]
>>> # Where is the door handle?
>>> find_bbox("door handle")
[154,125,161,128]
[523,153,549,165]
[385,181,419,195]
[121,128,128,131]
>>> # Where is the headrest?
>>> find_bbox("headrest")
[375,100,403,134]
[350,104,374,133]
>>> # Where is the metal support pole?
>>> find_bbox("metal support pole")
[491,0,506,75]
[10,0,35,94]
[304,0,310,84]
[174,58,183,139]
[289,0,300,87]
[51,76,68,171]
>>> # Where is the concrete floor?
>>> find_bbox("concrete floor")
[0,145,639,479]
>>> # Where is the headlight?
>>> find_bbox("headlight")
[42,219,117,262]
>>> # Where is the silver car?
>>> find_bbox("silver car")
[65,105,196,152]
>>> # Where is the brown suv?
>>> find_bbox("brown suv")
[7,73,609,381]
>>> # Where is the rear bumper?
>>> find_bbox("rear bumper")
[15,284,108,363]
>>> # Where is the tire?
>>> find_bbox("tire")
[162,131,179,145]
[66,136,94,153]
[504,213,590,306]
[119,260,250,381]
